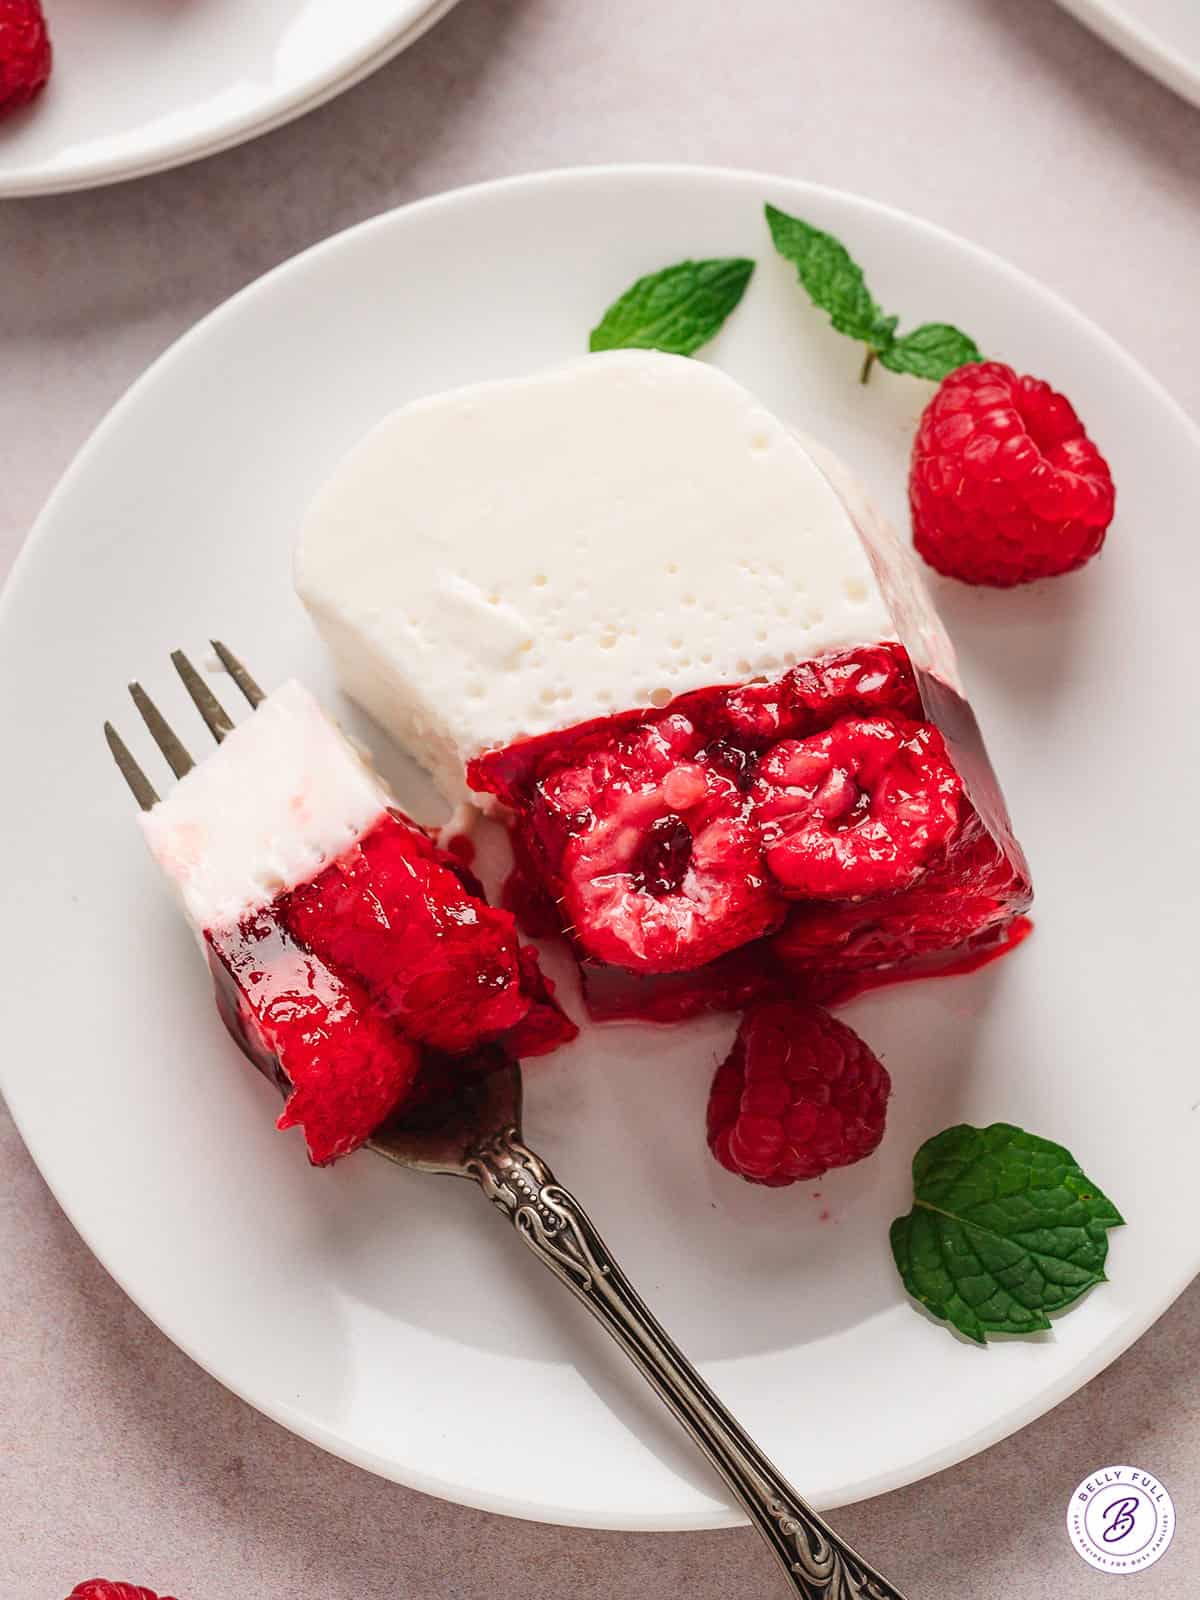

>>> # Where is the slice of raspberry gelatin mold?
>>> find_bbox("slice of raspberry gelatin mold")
[297,350,1031,1020]
[136,679,575,1163]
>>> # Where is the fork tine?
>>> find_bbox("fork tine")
[104,722,160,811]
[128,681,194,778]
[211,639,264,708]
[172,649,235,742]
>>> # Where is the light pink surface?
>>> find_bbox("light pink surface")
[2,1,1198,1595]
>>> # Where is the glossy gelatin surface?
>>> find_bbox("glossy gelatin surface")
[469,645,1031,1022]
[206,810,576,1162]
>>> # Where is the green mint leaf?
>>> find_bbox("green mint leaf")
[764,203,896,350]
[589,257,755,357]
[890,1123,1124,1345]
[877,323,983,381]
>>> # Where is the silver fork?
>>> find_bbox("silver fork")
[106,645,911,1600]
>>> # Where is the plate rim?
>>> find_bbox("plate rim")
[3,163,1199,1531]
[1053,0,1200,107]
[0,0,461,199]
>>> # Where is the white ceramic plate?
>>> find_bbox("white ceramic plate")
[1054,0,1200,107]
[0,0,461,198]
[2,166,1198,1531]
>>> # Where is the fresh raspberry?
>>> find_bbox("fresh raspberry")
[531,714,783,972]
[707,1001,890,1186]
[909,361,1114,586]
[67,1583,179,1600]
[752,714,962,899]
[0,0,51,117]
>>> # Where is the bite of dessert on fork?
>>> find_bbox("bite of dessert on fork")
[106,645,576,1165]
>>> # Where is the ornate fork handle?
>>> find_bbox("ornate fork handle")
[467,1128,908,1600]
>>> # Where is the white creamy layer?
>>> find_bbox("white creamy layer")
[296,350,957,805]
[140,679,390,930]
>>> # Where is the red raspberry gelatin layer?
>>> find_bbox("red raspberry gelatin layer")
[282,809,532,1055]
[469,644,1031,1018]
[206,811,576,1163]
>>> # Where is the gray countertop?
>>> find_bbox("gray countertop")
[2,2,1197,1595]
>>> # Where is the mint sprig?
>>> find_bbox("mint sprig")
[878,323,983,381]
[589,257,755,358]
[890,1123,1124,1345]
[764,206,897,353]
[765,203,982,383]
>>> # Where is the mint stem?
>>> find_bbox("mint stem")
[859,347,876,385]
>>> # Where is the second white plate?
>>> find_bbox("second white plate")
[1,166,1198,1529]
[1055,0,1200,106]
[0,0,461,197]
